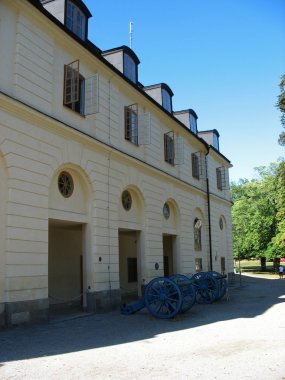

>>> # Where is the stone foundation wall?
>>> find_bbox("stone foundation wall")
[87,290,121,313]
[4,298,49,327]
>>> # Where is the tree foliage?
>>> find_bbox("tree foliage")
[277,75,285,145]
[231,161,285,260]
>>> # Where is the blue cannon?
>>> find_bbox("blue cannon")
[121,271,227,319]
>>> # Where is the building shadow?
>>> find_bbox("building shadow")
[0,274,284,363]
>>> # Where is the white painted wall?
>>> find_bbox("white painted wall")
[0,0,234,310]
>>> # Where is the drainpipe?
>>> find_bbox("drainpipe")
[205,148,213,271]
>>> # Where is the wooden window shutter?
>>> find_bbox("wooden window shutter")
[174,136,184,165]
[84,73,99,115]
[138,112,151,145]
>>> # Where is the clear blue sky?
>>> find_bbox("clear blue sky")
[85,0,285,182]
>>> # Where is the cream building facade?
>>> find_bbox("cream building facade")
[0,0,234,326]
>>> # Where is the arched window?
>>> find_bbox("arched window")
[194,218,202,251]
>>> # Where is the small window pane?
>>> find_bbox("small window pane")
[189,114,197,134]
[192,153,200,179]
[213,133,219,150]
[162,89,171,112]
[124,54,136,83]
[216,167,226,190]
[66,1,86,40]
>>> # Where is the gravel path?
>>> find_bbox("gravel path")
[0,274,285,380]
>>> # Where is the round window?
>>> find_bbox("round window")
[163,203,170,219]
[58,171,74,198]
[122,190,132,211]
[219,217,224,230]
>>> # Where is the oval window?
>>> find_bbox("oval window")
[122,190,132,211]
[58,171,74,198]
[163,203,170,219]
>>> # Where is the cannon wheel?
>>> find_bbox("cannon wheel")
[208,271,228,300]
[144,277,182,319]
[169,274,196,313]
[192,272,219,304]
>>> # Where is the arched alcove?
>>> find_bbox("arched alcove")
[162,198,181,276]
[0,153,8,326]
[118,185,145,300]
[48,164,92,311]
[193,207,207,272]
[216,215,228,274]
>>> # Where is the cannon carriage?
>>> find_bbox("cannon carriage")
[121,271,228,319]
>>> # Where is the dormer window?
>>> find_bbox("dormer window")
[102,46,139,84]
[189,114,197,134]
[173,109,198,133]
[124,53,136,83]
[66,0,86,40]
[162,88,172,113]
[213,131,220,151]
[144,83,173,113]
[198,129,220,152]
[40,0,91,41]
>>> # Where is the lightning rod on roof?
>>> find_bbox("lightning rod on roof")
[130,20,133,49]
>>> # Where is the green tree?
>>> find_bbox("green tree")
[277,75,285,145]
[270,161,285,255]
[231,163,279,261]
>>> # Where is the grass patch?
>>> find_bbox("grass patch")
[235,260,275,274]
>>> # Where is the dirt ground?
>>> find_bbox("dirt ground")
[0,274,285,380]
